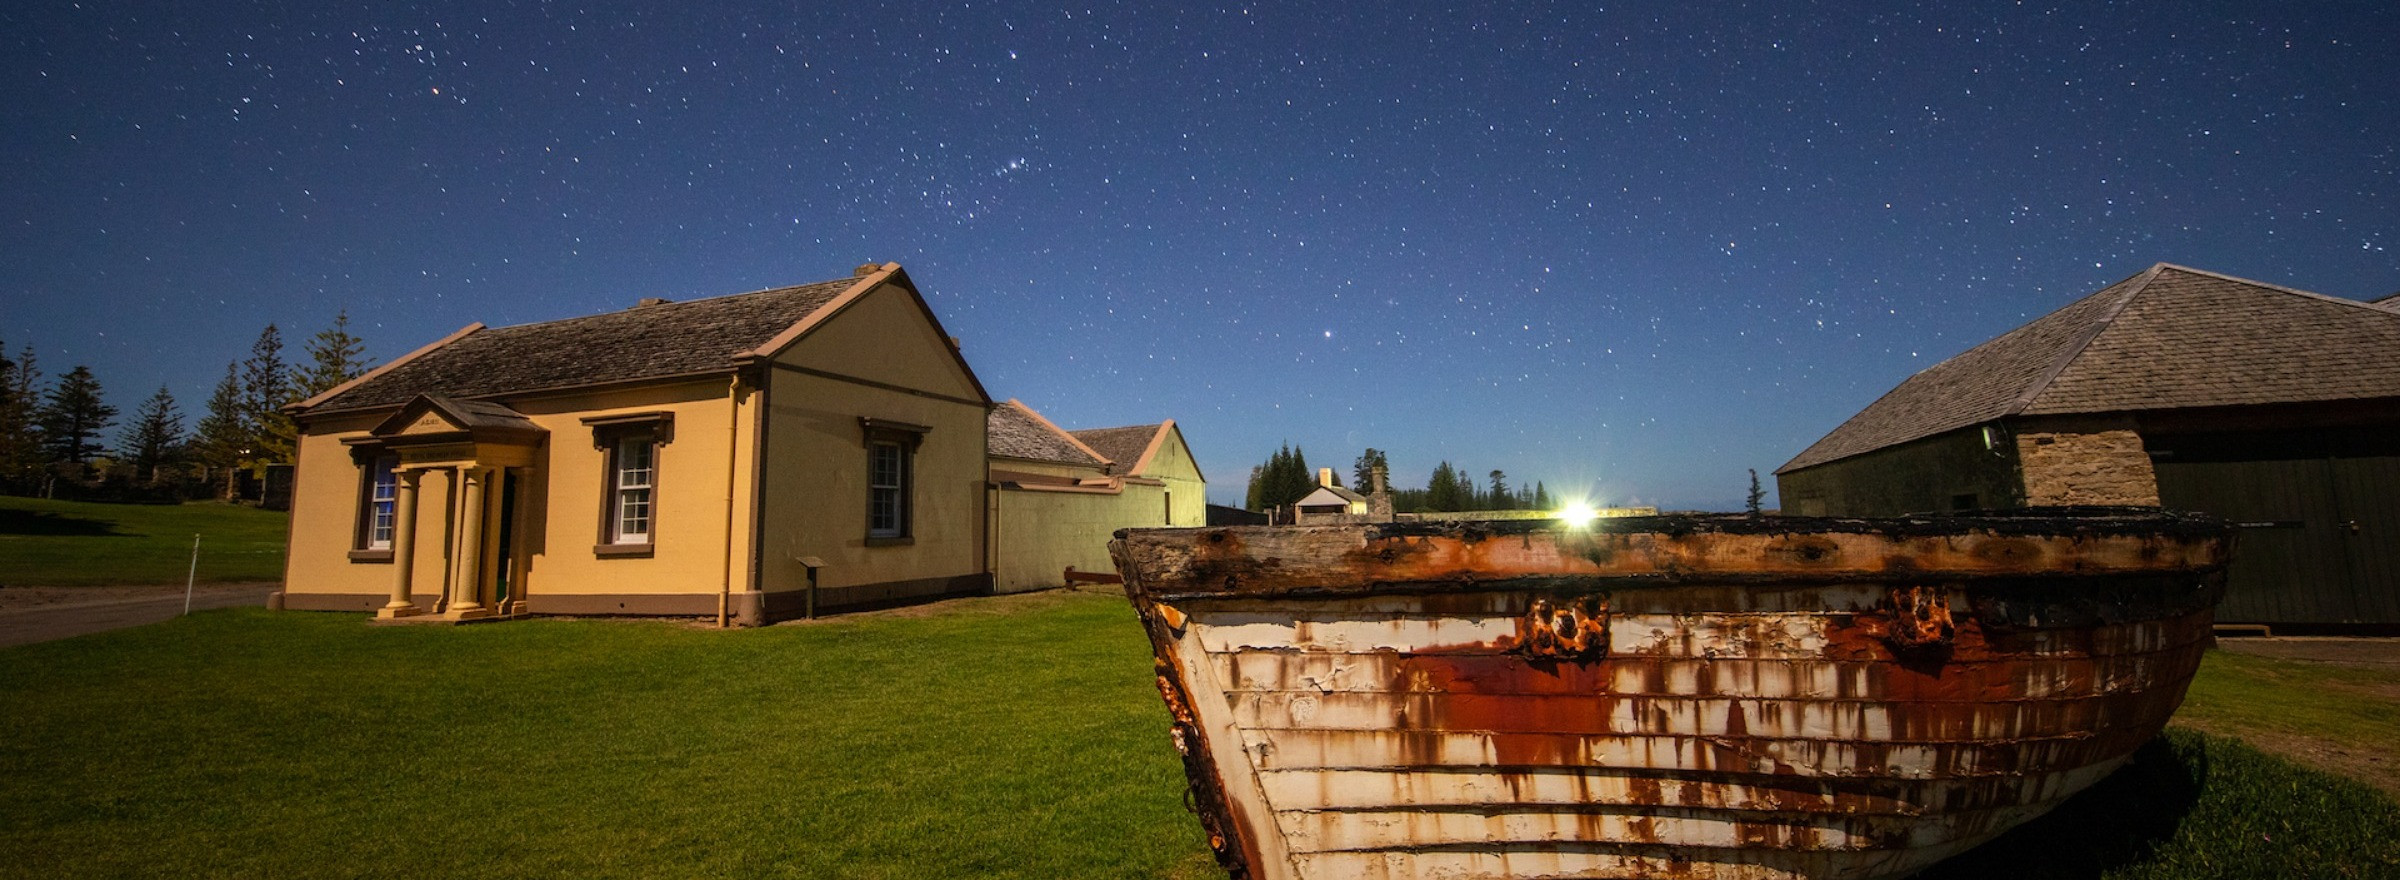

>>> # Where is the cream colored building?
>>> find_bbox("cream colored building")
[986,399,1206,592]
[1292,468,1372,524]
[280,264,992,624]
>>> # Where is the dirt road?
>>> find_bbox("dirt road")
[0,583,279,648]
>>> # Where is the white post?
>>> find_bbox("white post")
[184,534,201,616]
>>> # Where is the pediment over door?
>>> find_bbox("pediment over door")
[350,395,547,469]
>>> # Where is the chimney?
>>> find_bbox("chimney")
[1319,467,1336,488]
[1370,466,1395,522]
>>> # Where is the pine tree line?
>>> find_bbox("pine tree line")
[1242,443,1318,521]
[0,312,371,501]
[1242,444,1557,516]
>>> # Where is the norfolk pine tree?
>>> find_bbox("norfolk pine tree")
[296,311,372,400]
[194,363,248,499]
[121,386,186,482]
[240,325,295,470]
[1427,461,1463,512]
[1352,447,1389,492]
[0,342,40,490]
[36,365,116,467]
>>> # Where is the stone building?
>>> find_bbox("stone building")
[1777,263,2400,630]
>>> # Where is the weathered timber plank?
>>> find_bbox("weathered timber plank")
[1186,605,2211,660]
[1118,517,2229,601]
[1270,798,2064,854]
[1254,760,2118,815]
[1284,836,1994,880]
[1239,726,2158,778]
[1223,685,2194,742]
[1210,641,2208,702]
[1190,609,1832,658]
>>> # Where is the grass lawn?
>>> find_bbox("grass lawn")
[1,591,1220,879]
[0,495,288,586]
[2172,647,2400,798]
[4,593,2397,879]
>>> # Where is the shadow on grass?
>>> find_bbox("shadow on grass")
[0,508,131,537]
[1915,735,2203,879]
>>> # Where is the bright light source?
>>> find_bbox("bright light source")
[1558,502,1599,528]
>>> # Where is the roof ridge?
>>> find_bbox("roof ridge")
[1069,421,1166,435]
[2153,263,2400,314]
[2005,264,2159,415]
[479,276,855,334]
[1007,399,1114,465]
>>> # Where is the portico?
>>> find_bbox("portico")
[351,395,545,622]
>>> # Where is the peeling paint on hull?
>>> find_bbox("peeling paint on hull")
[1112,511,2230,880]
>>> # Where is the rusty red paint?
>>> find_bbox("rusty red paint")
[1112,512,2230,880]
[1517,594,1609,660]
[1876,585,1957,658]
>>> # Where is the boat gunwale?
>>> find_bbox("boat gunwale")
[1115,510,2233,604]
[1116,506,2230,543]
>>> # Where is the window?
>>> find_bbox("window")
[367,456,399,548]
[860,418,928,544]
[583,412,673,557]
[610,436,656,544]
[351,452,399,560]
[869,440,908,538]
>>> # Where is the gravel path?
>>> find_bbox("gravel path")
[0,582,279,648]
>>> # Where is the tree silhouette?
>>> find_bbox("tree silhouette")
[36,365,115,466]
[120,386,185,481]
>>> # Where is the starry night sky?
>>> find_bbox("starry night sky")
[6,2,2396,510]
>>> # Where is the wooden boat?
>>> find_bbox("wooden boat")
[1110,510,2230,880]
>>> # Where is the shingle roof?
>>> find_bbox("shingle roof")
[1070,424,1163,475]
[307,276,860,413]
[988,400,1104,466]
[1300,484,1368,505]
[1779,263,2400,473]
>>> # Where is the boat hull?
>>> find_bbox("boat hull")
[1112,513,2229,880]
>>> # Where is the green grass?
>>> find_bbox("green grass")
[0,592,1222,879]
[1922,729,2400,879]
[0,495,288,586]
[2174,649,2400,763]
[5,595,2397,879]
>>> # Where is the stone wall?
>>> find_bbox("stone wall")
[2014,415,2161,507]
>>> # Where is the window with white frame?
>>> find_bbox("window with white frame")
[367,456,399,548]
[583,412,672,556]
[861,418,927,544]
[353,452,399,556]
[868,440,907,538]
[609,435,656,544]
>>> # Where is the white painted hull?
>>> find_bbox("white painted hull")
[1114,515,2229,880]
